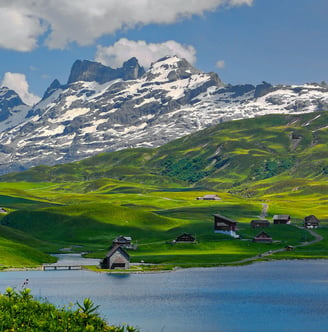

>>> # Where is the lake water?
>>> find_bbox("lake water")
[1,259,328,332]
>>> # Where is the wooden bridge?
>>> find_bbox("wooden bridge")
[42,265,82,271]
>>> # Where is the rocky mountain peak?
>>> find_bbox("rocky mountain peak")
[121,57,145,80]
[42,79,62,100]
[67,58,145,85]
[0,87,26,122]
[145,55,202,82]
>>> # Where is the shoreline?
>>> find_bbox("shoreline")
[2,256,328,274]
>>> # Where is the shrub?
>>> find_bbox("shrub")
[0,287,139,331]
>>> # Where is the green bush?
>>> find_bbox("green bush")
[0,287,139,331]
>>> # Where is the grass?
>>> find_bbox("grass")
[0,178,327,268]
[0,112,328,267]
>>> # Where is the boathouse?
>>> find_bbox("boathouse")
[250,219,270,228]
[213,214,239,238]
[304,215,320,229]
[175,233,196,243]
[273,215,291,224]
[253,231,272,243]
[100,245,130,269]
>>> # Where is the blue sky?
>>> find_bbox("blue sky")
[0,0,327,105]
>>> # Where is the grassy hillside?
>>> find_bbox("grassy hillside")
[0,112,327,268]
[2,111,328,193]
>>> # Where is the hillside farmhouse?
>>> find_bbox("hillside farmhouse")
[250,219,270,228]
[304,215,320,229]
[175,233,196,243]
[214,214,239,238]
[100,244,130,269]
[273,215,291,224]
[197,194,221,200]
[253,231,272,243]
[113,235,135,249]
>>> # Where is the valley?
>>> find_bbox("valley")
[0,112,327,270]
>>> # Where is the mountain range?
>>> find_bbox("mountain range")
[0,55,328,174]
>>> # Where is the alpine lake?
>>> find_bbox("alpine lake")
[1,256,328,332]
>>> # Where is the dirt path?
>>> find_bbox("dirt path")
[224,227,323,266]
[225,202,323,265]
[259,203,269,218]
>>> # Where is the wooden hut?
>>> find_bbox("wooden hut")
[100,245,130,269]
[273,215,291,224]
[0,207,7,213]
[175,233,196,243]
[304,215,320,229]
[197,194,220,201]
[213,214,239,238]
[253,231,272,243]
[250,219,270,228]
[113,236,134,249]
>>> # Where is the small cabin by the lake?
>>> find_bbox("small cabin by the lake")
[175,233,196,243]
[100,245,130,269]
[304,215,320,229]
[250,219,270,228]
[214,214,239,238]
[197,194,221,201]
[273,215,290,225]
[0,207,7,213]
[253,231,272,243]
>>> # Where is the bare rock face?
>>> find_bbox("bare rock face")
[0,55,327,174]
[67,57,145,84]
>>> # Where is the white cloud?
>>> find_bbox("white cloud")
[0,7,45,52]
[0,0,254,51]
[95,39,196,68]
[1,72,40,106]
[216,60,225,69]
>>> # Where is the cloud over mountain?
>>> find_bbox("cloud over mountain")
[95,39,196,69]
[0,0,253,51]
[1,72,40,105]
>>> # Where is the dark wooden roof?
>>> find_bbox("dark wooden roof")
[251,219,270,225]
[273,215,290,220]
[105,244,130,260]
[213,214,237,225]
[254,231,272,239]
[304,215,320,223]
[176,233,196,242]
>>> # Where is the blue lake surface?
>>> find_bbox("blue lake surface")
[1,260,328,332]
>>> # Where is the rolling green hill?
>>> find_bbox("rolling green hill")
[2,111,327,194]
[0,112,327,268]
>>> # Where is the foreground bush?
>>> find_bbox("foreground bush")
[0,287,139,331]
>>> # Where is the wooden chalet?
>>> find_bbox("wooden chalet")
[113,236,134,249]
[0,208,7,213]
[100,244,130,269]
[253,231,272,243]
[214,214,239,238]
[273,215,291,225]
[250,219,270,228]
[175,233,196,243]
[304,215,320,229]
[197,194,221,201]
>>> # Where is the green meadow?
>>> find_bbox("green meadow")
[0,112,327,269]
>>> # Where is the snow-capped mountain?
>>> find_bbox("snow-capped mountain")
[0,87,30,133]
[0,55,327,174]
